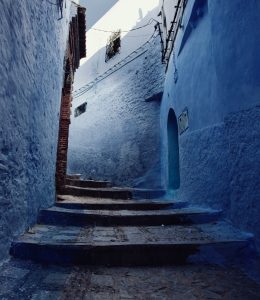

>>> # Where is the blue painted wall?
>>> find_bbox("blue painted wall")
[67,36,165,188]
[67,5,165,189]
[160,0,260,249]
[0,0,70,261]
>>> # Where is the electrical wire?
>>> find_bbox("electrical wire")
[73,28,159,99]
[90,18,159,33]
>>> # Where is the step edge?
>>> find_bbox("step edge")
[40,207,222,216]
[11,239,249,248]
[64,185,132,192]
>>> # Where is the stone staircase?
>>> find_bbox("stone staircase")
[64,176,165,199]
[10,176,253,266]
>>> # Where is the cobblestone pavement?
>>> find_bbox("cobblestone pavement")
[0,259,260,299]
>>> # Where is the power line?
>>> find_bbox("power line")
[73,29,159,99]
[90,18,159,33]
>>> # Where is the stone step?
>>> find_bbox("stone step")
[56,195,188,211]
[10,222,252,266]
[66,179,112,188]
[62,185,133,199]
[130,188,166,199]
[66,174,81,180]
[38,206,221,226]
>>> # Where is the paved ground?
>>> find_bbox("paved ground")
[0,258,260,299]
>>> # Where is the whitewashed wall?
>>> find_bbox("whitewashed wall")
[68,1,165,187]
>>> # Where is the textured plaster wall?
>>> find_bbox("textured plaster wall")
[68,36,165,187]
[160,0,260,249]
[226,107,260,250]
[0,0,70,260]
[177,124,230,211]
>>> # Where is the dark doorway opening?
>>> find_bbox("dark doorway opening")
[167,108,180,190]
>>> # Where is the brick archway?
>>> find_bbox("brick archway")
[56,58,73,192]
[55,6,86,193]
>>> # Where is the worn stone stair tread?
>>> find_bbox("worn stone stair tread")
[62,186,166,200]
[114,187,166,192]
[10,222,251,265]
[38,206,221,226]
[66,179,112,188]
[66,185,131,191]
[13,222,249,244]
[57,195,171,204]
[56,195,187,210]
[111,187,166,199]
[69,179,111,184]
[72,186,166,194]
[44,206,219,216]
[63,185,133,199]
[66,174,81,180]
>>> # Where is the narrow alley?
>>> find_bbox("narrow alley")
[3,176,260,299]
[0,0,260,299]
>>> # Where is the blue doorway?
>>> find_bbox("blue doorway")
[167,109,180,190]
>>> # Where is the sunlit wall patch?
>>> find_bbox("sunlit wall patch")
[74,102,87,117]
[178,107,189,135]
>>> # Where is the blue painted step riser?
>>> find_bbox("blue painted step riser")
[55,202,188,211]
[66,179,112,188]
[133,190,166,200]
[38,211,221,226]
[62,188,132,199]
[10,242,248,266]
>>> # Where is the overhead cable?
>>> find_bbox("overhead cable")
[90,18,159,33]
[73,29,159,99]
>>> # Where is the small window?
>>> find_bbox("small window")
[74,102,87,117]
[105,30,121,62]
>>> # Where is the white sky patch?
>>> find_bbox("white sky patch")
[82,0,160,62]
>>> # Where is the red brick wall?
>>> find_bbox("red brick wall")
[55,6,86,192]
[56,84,72,192]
